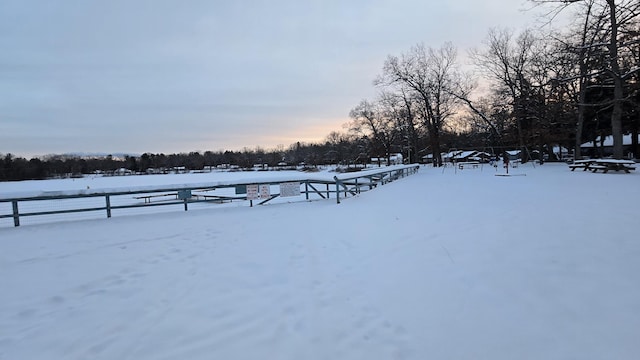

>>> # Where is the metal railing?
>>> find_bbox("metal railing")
[0,165,419,227]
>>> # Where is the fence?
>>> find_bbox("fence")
[0,165,419,227]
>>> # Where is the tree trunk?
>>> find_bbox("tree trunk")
[431,134,442,167]
[428,123,442,167]
[573,99,585,160]
[632,125,638,159]
[611,77,624,159]
[607,0,624,159]
[574,0,594,161]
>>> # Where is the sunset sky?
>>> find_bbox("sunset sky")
[1,0,551,158]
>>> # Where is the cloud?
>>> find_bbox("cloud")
[0,0,540,158]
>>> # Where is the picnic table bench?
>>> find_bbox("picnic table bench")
[569,159,636,173]
[589,159,635,173]
[568,164,587,171]
[191,194,244,203]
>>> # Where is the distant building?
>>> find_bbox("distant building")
[114,168,133,176]
[443,150,491,163]
[170,166,187,174]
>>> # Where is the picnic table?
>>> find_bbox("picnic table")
[569,159,636,173]
[457,161,480,170]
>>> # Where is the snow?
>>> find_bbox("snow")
[0,170,310,200]
[1,163,639,359]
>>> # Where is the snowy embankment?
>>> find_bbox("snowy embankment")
[1,163,639,359]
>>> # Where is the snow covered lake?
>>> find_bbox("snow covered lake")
[1,163,639,359]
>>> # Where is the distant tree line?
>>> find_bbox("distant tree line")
[2,0,638,181]
[0,128,470,181]
[4,118,497,180]
[0,139,399,181]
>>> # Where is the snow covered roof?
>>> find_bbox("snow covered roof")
[442,150,462,159]
[457,151,477,158]
[424,150,492,160]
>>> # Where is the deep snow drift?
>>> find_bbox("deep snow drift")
[1,163,639,359]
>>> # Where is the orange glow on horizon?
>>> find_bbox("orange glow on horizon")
[190,117,351,153]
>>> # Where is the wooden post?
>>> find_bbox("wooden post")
[305,182,309,200]
[105,195,112,218]
[184,198,188,211]
[12,200,19,227]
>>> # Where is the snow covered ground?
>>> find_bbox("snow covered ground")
[1,163,639,359]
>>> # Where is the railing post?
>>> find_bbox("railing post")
[105,195,112,218]
[335,180,341,204]
[305,181,309,200]
[12,200,20,227]
[184,198,188,211]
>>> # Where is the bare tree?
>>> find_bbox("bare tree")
[377,43,461,166]
[377,90,421,163]
[449,76,504,144]
[558,0,609,159]
[348,99,399,165]
[531,0,640,158]
[471,28,538,156]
